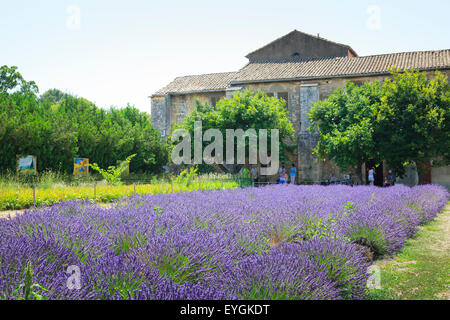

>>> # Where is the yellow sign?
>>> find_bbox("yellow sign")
[17,155,37,175]
[74,158,89,175]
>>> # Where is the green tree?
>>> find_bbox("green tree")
[376,69,450,182]
[0,66,168,175]
[309,69,449,185]
[175,90,294,173]
[89,154,136,185]
[308,81,382,184]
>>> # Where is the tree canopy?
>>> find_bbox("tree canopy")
[175,90,294,173]
[0,65,168,175]
[308,81,382,183]
[376,69,450,180]
[308,69,450,183]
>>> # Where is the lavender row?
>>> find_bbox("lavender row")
[0,184,448,300]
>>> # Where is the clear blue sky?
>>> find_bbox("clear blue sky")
[1,0,449,113]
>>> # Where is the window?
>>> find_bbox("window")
[278,92,289,106]
[266,92,274,97]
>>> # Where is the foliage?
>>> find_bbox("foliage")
[10,261,48,300]
[89,154,136,185]
[308,68,450,183]
[0,184,447,300]
[173,166,198,187]
[175,90,294,171]
[370,203,450,300]
[0,173,241,210]
[308,81,382,183]
[376,69,450,178]
[0,65,168,175]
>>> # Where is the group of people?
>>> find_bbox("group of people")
[278,163,296,184]
[367,167,396,187]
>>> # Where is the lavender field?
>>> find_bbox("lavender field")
[0,184,448,300]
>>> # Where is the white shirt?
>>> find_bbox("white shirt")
[368,169,374,180]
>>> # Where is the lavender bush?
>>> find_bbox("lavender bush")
[0,184,448,300]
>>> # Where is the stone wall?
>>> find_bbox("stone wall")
[431,165,450,190]
[151,69,450,184]
[246,31,351,62]
[169,92,224,125]
[150,96,167,135]
[151,91,226,136]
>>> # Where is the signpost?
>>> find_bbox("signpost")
[17,155,37,207]
[74,158,89,175]
[17,155,37,175]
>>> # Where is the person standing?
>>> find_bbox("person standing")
[251,165,259,186]
[368,167,375,186]
[289,163,297,185]
[278,165,283,183]
[280,169,287,184]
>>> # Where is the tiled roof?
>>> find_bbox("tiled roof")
[233,49,450,83]
[152,72,238,97]
[151,49,450,96]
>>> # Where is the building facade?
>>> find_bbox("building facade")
[151,30,450,187]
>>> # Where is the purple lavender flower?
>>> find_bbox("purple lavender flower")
[0,184,447,300]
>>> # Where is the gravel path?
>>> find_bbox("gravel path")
[0,209,24,219]
[0,203,114,220]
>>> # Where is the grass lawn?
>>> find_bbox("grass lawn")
[369,201,450,300]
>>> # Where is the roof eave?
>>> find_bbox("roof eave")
[230,66,450,85]
[151,88,227,98]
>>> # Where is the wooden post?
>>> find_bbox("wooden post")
[32,182,36,207]
[94,182,97,202]
[133,183,136,194]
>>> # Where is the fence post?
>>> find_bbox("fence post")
[32,182,36,207]
[133,183,136,194]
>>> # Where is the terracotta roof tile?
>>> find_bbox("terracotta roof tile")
[151,49,450,96]
[233,49,450,83]
[152,72,238,97]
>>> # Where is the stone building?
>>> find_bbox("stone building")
[150,30,450,187]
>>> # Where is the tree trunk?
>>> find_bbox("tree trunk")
[356,159,363,185]
[417,168,425,185]
[355,148,363,185]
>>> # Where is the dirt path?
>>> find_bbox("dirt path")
[0,203,114,220]
[371,202,450,300]
[0,209,24,219]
